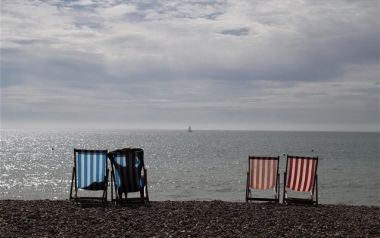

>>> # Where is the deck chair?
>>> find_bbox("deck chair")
[108,148,149,205]
[283,155,318,205]
[69,149,109,205]
[246,156,280,203]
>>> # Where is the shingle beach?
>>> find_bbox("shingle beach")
[0,200,379,237]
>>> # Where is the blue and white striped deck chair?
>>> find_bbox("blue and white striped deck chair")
[69,149,109,204]
[108,148,149,205]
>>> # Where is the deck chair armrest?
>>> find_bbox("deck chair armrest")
[142,168,147,178]
[105,168,109,187]
[142,168,148,190]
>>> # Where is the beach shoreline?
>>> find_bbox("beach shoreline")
[0,200,379,237]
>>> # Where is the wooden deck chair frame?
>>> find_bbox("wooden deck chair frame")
[108,148,149,205]
[69,149,109,205]
[283,155,318,205]
[246,156,280,203]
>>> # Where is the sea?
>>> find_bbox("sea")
[0,129,379,206]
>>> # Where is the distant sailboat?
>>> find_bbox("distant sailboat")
[188,126,192,132]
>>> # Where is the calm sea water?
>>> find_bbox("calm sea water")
[0,130,379,206]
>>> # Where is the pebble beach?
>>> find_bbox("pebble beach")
[1,200,379,237]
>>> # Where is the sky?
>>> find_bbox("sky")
[1,0,379,131]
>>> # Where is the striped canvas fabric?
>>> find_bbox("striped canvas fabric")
[75,150,107,190]
[248,157,279,190]
[286,156,317,193]
[111,149,143,193]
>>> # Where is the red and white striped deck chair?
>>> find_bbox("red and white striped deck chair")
[283,155,318,205]
[246,156,280,203]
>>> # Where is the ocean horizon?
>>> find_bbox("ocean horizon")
[1,129,379,206]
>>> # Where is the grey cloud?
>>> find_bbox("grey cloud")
[132,0,163,11]
[220,28,250,36]
[129,0,226,21]
[125,12,146,22]
[204,12,222,20]
[1,48,111,89]
[74,20,103,29]
[9,39,44,45]
[53,0,99,12]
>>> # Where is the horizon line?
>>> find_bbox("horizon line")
[1,127,378,133]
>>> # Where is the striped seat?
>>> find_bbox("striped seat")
[246,156,280,203]
[108,148,149,205]
[283,155,319,205]
[69,149,109,204]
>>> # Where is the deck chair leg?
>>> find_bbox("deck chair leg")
[102,186,107,204]
[110,170,114,205]
[145,171,150,205]
[145,186,150,205]
[245,172,249,203]
[113,172,121,205]
[283,172,287,204]
[315,174,318,205]
[103,169,109,204]
[74,168,78,200]
[69,167,75,200]
[140,189,144,203]
[102,189,107,204]
[140,172,145,202]
[276,173,280,203]
[117,189,121,205]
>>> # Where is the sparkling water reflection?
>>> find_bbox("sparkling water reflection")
[0,130,379,205]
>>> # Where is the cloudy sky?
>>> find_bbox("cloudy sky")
[1,0,379,131]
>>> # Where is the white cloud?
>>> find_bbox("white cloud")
[1,0,379,131]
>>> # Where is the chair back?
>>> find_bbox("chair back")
[248,156,279,190]
[285,155,318,193]
[109,148,144,193]
[74,149,108,190]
